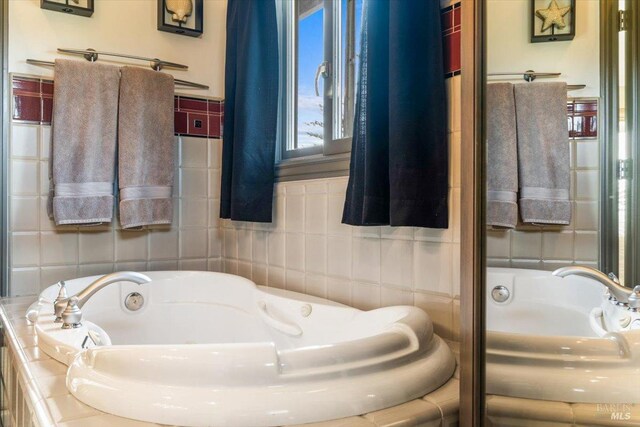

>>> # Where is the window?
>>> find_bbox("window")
[277,0,363,179]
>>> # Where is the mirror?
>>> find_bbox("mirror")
[484,0,639,424]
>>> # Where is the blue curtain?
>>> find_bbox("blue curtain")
[220,0,279,222]
[342,0,449,228]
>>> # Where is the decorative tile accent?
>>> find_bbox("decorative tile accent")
[442,3,462,78]
[568,99,598,138]
[12,77,44,123]
[11,76,223,139]
[175,95,223,139]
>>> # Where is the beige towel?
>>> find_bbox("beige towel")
[118,66,175,229]
[48,59,120,225]
[487,83,518,228]
[514,82,571,225]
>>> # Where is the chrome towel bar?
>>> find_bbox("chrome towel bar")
[488,69,585,91]
[26,47,209,90]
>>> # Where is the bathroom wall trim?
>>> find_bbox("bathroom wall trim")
[9,74,225,140]
[459,0,486,424]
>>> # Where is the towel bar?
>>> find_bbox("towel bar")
[56,48,188,71]
[26,47,209,90]
[488,70,561,82]
[488,70,585,91]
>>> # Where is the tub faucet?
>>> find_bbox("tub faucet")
[552,266,634,304]
[54,271,151,328]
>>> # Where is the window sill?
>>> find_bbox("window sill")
[276,152,351,182]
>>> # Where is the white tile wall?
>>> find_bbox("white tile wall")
[487,106,600,271]
[219,76,463,341]
[7,124,224,296]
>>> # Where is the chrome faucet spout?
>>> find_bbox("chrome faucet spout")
[55,272,151,326]
[552,266,632,303]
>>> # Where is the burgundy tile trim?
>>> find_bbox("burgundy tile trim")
[42,98,53,124]
[13,95,41,123]
[41,82,54,96]
[187,112,209,136]
[574,100,598,113]
[208,100,223,114]
[441,10,453,34]
[443,31,461,77]
[453,6,461,29]
[440,2,459,13]
[567,100,598,138]
[12,75,225,137]
[13,78,40,95]
[174,111,188,134]
[442,2,461,78]
[42,79,54,125]
[178,97,208,113]
[208,114,222,138]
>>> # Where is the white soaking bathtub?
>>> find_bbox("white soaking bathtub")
[27,271,455,427]
[486,267,640,404]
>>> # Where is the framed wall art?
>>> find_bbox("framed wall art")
[531,0,576,43]
[41,0,94,17]
[158,0,203,38]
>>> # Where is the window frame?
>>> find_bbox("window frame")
[276,0,358,180]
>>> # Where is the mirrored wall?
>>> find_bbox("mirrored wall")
[484,0,639,424]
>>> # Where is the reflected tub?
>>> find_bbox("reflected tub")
[486,267,640,404]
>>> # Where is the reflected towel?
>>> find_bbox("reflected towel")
[487,83,518,228]
[514,82,571,225]
[118,66,175,229]
[48,59,120,225]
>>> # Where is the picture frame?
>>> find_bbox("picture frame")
[40,0,94,17]
[157,0,203,38]
[531,0,576,43]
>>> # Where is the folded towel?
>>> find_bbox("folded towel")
[118,66,175,229]
[48,59,120,225]
[486,83,518,228]
[514,82,571,225]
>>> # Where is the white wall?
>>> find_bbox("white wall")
[487,0,600,97]
[8,0,227,97]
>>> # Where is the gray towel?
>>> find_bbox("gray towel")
[514,82,571,225]
[48,59,120,225]
[118,66,175,229]
[487,83,518,228]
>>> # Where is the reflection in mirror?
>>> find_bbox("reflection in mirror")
[485,0,639,424]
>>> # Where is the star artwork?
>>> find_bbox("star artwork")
[536,0,572,32]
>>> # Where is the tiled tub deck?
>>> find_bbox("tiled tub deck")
[0,297,460,427]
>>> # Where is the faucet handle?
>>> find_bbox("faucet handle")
[61,296,82,329]
[53,281,68,321]
[608,272,621,284]
[629,286,640,310]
